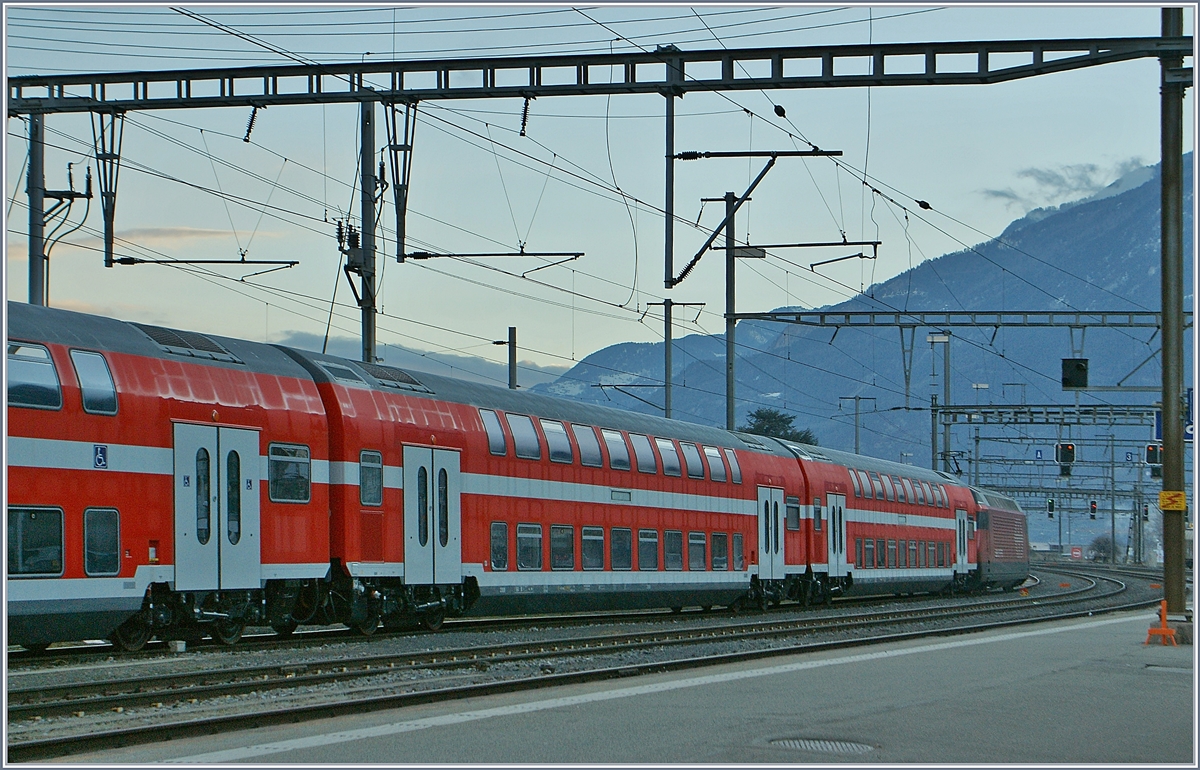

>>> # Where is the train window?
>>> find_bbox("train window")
[655,438,682,477]
[680,442,705,479]
[438,468,449,548]
[733,533,745,570]
[703,446,727,482]
[930,483,942,507]
[7,343,62,410]
[812,497,823,532]
[360,451,383,507]
[8,508,64,576]
[479,409,507,456]
[892,476,907,504]
[855,538,863,568]
[968,517,976,540]
[935,483,946,508]
[84,508,120,576]
[638,529,659,570]
[876,539,886,568]
[848,469,862,497]
[630,434,658,474]
[196,447,212,545]
[417,467,429,547]
[937,542,946,568]
[899,539,907,568]
[786,496,801,531]
[909,540,918,566]
[940,484,950,508]
[928,541,937,568]
[601,430,631,471]
[711,532,729,570]
[611,528,633,570]
[919,541,926,568]
[505,414,542,460]
[724,449,742,484]
[880,475,896,502]
[516,524,543,570]
[888,540,897,568]
[70,350,118,415]
[572,425,603,467]
[268,444,311,503]
[900,478,915,504]
[227,451,242,545]
[688,532,706,570]
[919,481,932,506]
[868,471,886,499]
[550,525,574,570]
[490,522,508,570]
[582,526,604,570]
[856,470,874,499]
[664,530,683,570]
[541,420,574,464]
[863,539,874,569]
[773,501,781,554]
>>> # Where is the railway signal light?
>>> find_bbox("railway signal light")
[1146,444,1163,465]
[1061,358,1089,390]
[1089,500,1097,520]
[1056,442,1075,476]
[1047,498,1055,519]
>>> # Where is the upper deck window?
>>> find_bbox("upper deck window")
[629,434,658,474]
[703,446,726,482]
[540,419,574,464]
[679,442,705,479]
[70,350,118,415]
[479,409,507,456]
[572,424,603,467]
[7,343,62,409]
[601,429,631,471]
[504,413,542,460]
[724,448,742,484]
[655,438,682,477]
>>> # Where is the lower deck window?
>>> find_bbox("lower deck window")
[84,508,120,576]
[785,497,801,531]
[550,525,574,570]
[490,522,508,570]
[7,507,63,576]
[908,540,918,568]
[711,532,728,570]
[863,539,875,569]
[887,539,897,568]
[688,532,706,570]
[664,530,683,570]
[638,529,659,570]
[517,523,542,570]
[855,538,863,568]
[876,539,886,568]
[937,541,946,568]
[899,539,908,568]
[733,532,745,570]
[611,528,633,570]
[582,526,604,570]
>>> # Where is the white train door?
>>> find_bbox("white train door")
[955,508,969,572]
[757,486,784,580]
[174,423,260,592]
[404,446,461,585]
[826,493,848,579]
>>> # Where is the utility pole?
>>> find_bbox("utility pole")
[839,396,876,454]
[26,113,44,306]
[1159,6,1189,615]
[359,99,378,364]
[928,332,951,471]
[493,327,518,389]
[1109,434,1117,563]
[724,191,737,431]
[647,299,703,419]
[930,394,939,471]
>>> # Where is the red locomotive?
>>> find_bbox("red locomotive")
[6,301,1029,651]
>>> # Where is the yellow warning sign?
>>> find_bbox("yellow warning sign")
[1159,490,1188,511]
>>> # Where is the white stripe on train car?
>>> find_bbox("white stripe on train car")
[472,568,750,589]
[847,506,956,530]
[7,436,172,474]
[327,462,403,489]
[461,473,756,516]
[6,564,175,605]
[259,563,332,580]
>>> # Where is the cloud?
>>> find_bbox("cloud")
[113,226,250,244]
[979,157,1146,212]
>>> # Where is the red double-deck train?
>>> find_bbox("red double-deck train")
[6,301,1029,651]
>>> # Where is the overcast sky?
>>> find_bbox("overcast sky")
[5,4,1195,381]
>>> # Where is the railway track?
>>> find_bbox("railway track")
[7,567,1157,761]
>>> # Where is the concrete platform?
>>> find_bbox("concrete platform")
[65,610,1195,764]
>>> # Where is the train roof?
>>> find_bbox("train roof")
[7,301,312,381]
[968,486,1025,514]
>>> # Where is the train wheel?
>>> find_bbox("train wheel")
[420,610,445,631]
[356,615,380,636]
[110,617,152,652]
[211,619,245,646]
[272,618,298,637]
